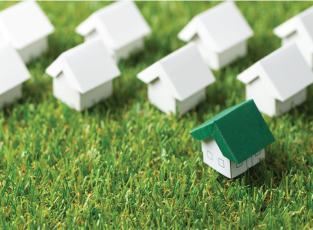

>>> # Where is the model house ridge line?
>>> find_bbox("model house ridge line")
[237,43,313,117]
[137,42,215,114]
[189,99,275,178]
[0,1,55,64]
[0,43,31,109]
[178,1,253,70]
[273,6,313,67]
[46,38,120,111]
[75,1,151,63]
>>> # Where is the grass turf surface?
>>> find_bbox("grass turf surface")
[1,1,313,229]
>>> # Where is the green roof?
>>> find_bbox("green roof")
[189,100,275,164]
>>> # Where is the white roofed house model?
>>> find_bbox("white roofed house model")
[75,1,151,63]
[0,1,55,64]
[137,43,216,115]
[273,6,313,68]
[46,38,121,112]
[0,43,31,109]
[178,2,253,70]
[237,43,313,117]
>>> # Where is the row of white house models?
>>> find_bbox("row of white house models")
[1,1,313,178]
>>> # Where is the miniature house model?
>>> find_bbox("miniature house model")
[0,1,55,64]
[237,43,313,117]
[189,100,275,179]
[273,6,313,68]
[75,1,151,63]
[0,43,30,109]
[45,38,120,111]
[178,2,253,70]
[137,43,215,115]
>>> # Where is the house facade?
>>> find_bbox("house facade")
[202,137,265,178]
[147,78,206,114]
[46,38,120,111]
[0,1,54,64]
[178,2,253,70]
[189,100,275,179]
[0,43,30,109]
[137,43,215,115]
[237,43,313,117]
[76,1,151,63]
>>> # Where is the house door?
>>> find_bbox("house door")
[246,158,253,168]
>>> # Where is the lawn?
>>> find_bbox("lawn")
[1,1,313,229]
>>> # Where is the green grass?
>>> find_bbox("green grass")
[1,1,313,229]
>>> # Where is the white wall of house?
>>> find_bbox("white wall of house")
[80,79,113,110]
[148,78,176,114]
[176,89,205,114]
[148,78,205,115]
[192,35,247,70]
[281,32,298,46]
[230,149,265,178]
[53,73,113,111]
[280,27,313,69]
[191,35,219,70]
[53,73,81,111]
[246,77,307,117]
[293,33,313,69]
[85,30,99,42]
[218,40,247,69]
[18,37,49,64]
[246,77,276,117]
[114,38,144,63]
[201,137,232,178]
[0,84,22,109]
[275,88,306,116]
[202,137,265,178]
[85,30,144,63]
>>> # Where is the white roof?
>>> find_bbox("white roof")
[274,6,313,39]
[46,38,120,94]
[178,2,253,53]
[76,1,151,50]
[0,1,54,50]
[137,43,216,101]
[0,43,30,95]
[237,43,313,102]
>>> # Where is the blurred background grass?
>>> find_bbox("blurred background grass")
[1,1,313,228]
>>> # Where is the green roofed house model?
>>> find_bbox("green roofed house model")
[189,99,275,178]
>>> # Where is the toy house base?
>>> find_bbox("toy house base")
[53,73,113,111]
[18,37,49,64]
[192,35,247,70]
[0,84,22,109]
[202,137,265,179]
[148,78,205,115]
[85,31,144,63]
[246,77,307,117]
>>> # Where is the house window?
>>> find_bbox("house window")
[207,151,213,160]
[218,158,224,168]
[236,162,243,168]
[255,151,261,156]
